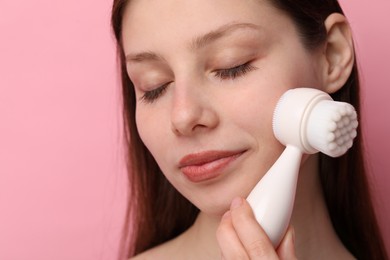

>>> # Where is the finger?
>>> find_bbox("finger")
[230,197,279,259]
[276,225,297,260]
[216,211,249,260]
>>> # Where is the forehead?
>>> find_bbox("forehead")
[121,0,294,52]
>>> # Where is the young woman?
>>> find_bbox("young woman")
[111,0,388,259]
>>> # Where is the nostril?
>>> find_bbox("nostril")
[171,107,199,135]
[170,86,219,136]
[171,109,219,136]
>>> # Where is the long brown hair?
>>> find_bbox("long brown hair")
[111,0,388,259]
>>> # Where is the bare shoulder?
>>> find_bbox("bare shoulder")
[129,248,159,260]
[130,246,168,260]
[129,236,183,260]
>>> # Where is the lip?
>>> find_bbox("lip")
[178,150,246,183]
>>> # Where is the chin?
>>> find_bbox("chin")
[191,183,255,216]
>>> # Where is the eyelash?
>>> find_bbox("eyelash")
[140,62,257,103]
[214,62,257,80]
[140,82,170,103]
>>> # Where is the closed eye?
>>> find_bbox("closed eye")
[140,82,170,103]
[139,62,257,103]
[214,62,257,80]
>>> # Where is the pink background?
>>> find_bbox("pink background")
[0,1,389,259]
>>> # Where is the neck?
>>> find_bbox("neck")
[178,211,221,259]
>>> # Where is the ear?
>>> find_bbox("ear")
[320,13,355,94]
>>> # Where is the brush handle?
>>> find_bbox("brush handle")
[246,145,302,247]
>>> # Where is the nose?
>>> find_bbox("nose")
[170,82,219,136]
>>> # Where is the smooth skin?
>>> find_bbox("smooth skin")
[122,0,356,259]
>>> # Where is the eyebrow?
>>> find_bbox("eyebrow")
[126,51,163,63]
[125,22,261,63]
[191,22,261,50]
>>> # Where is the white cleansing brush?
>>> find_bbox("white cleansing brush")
[246,88,358,247]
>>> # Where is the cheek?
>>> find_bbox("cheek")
[231,94,274,139]
[226,74,289,135]
[220,80,284,160]
[272,49,322,88]
[135,108,169,164]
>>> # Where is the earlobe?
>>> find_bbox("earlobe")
[321,13,355,94]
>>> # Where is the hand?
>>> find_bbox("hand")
[216,197,297,260]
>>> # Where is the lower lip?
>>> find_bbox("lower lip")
[180,152,244,183]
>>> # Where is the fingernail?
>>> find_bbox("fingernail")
[287,225,295,246]
[230,197,243,210]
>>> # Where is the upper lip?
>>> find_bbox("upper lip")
[178,150,246,168]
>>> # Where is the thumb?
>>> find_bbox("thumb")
[276,225,297,260]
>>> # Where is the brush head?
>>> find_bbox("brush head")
[273,88,358,157]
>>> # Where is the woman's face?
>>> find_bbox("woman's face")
[122,0,323,216]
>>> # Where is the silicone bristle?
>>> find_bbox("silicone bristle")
[272,88,358,157]
[306,100,358,157]
[272,93,287,142]
[273,88,333,154]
